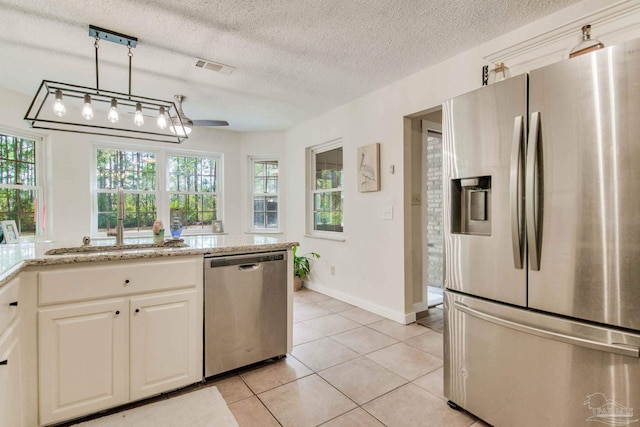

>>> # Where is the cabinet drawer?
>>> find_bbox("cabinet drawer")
[0,277,19,336]
[39,257,202,306]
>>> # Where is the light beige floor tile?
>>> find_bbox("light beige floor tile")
[368,319,430,341]
[320,407,386,426]
[413,367,445,401]
[293,322,326,345]
[209,374,254,404]
[319,356,407,405]
[295,289,332,303]
[293,302,332,322]
[228,395,280,427]
[339,308,385,325]
[239,355,313,394]
[259,374,357,427]
[404,330,444,359]
[316,298,356,313]
[366,342,443,380]
[75,386,238,427]
[331,326,398,355]
[291,337,359,371]
[301,313,361,336]
[470,419,492,426]
[363,383,476,427]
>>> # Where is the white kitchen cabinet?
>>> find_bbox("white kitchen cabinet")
[38,299,128,425]
[37,257,203,425]
[0,318,23,427]
[130,289,200,401]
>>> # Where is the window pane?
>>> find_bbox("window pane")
[96,149,156,191]
[254,197,265,212]
[266,212,277,228]
[97,192,157,233]
[254,178,265,193]
[168,155,216,193]
[253,212,265,228]
[266,197,278,211]
[266,177,277,193]
[170,193,217,230]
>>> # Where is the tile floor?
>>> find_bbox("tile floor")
[213,288,489,427]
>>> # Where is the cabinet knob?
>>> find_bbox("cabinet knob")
[9,301,18,307]
[115,310,120,315]
[124,279,130,285]
[135,308,140,313]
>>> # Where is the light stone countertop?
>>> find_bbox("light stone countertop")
[0,234,299,286]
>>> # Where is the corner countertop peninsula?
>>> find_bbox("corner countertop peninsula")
[0,234,299,286]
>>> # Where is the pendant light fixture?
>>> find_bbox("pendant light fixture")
[24,25,186,143]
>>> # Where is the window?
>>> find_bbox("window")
[0,132,42,237]
[94,146,221,235]
[250,158,279,231]
[96,148,157,233]
[168,154,219,231]
[311,143,343,233]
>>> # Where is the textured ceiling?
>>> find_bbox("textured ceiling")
[0,0,579,131]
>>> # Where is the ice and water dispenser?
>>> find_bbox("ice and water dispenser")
[450,176,491,236]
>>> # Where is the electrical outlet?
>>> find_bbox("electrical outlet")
[382,206,393,220]
[330,266,335,275]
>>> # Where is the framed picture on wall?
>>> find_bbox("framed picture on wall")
[0,220,20,244]
[358,142,381,192]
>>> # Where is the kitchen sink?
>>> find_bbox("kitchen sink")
[45,239,188,255]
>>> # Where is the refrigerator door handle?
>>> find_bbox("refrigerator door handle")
[510,115,525,269]
[526,111,542,271]
[454,301,640,358]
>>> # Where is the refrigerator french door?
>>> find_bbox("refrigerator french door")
[443,37,640,427]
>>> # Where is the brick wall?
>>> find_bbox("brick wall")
[426,131,443,288]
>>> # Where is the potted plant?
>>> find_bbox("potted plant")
[293,246,320,291]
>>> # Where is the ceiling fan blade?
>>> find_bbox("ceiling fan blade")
[193,119,229,127]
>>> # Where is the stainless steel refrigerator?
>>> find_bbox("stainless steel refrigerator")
[443,37,640,427]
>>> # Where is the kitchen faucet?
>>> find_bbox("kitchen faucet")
[107,188,124,245]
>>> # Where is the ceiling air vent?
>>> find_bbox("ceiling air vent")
[194,58,236,75]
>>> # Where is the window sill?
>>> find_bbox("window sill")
[304,233,346,242]
[245,230,283,235]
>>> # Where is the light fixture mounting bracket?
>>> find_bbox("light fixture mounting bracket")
[89,25,138,48]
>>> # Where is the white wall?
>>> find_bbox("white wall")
[283,0,640,323]
[0,86,244,242]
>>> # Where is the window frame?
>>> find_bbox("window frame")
[307,139,344,239]
[92,143,223,237]
[248,155,280,233]
[0,128,45,239]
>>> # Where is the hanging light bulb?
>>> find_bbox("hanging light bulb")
[157,106,167,130]
[108,98,119,123]
[82,94,94,120]
[53,89,66,117]
[134,102,144,127]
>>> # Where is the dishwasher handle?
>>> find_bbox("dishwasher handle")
[206,251,286,268]
[238,263,260,271]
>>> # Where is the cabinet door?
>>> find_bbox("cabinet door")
[0,320,23,427]
[39,299,128,425]
[129,289,201,401]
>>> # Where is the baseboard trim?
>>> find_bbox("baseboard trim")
[304,283,416,325]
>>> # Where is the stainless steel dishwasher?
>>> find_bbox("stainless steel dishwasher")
[204,251,288,377]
